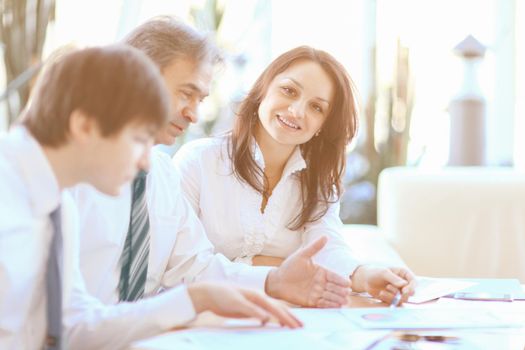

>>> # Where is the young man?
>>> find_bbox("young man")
[0,45,298,350]
[67,17,350,349]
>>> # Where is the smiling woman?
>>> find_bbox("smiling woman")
[173,46,416,305]
[173,47,357,270]
[254,59,335,213]
[231,46,358,226]
[256,60,333,153]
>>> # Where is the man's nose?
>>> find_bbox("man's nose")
[183,103,198,124]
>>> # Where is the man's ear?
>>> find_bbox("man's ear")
[69,109,98,143]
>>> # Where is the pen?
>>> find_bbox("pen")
[390,291,402,308]
[398,333,461,343]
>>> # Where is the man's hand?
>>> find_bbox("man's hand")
[350,265,416,305]
[187,282,302,328]
[265,236,350,308]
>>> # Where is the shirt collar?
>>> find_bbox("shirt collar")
[8,126,61,216]
[251,137,307,179]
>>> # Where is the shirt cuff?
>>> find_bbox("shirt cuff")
[235,266,273,291]
[343,262,361,280]
[314,253,360,280]
[149,284,197,330]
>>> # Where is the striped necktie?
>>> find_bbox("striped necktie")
[46,207,62,350]
[118,170,150,302]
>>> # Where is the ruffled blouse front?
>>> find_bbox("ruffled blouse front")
[173,136,360,277]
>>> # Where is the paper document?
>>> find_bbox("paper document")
[436,297,525,325]
[341,307,521,329]
[323,329,391,350]
[291,308,356,330]
[441,278,525,300]
[131,327,394,350]
[132,328,342,350]
[131,309,391,350]
[408,276,477,303]
[223,308,358,331]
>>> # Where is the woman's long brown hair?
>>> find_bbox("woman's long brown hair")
[229,46,358,230]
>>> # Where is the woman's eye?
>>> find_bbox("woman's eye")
[311,103,323,113]
[281,86,296,96]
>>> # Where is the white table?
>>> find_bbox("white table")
[131,291,525,350]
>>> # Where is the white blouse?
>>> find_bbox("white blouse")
[172,136,360,278]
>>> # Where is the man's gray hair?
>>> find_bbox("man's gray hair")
[123,16,222,70]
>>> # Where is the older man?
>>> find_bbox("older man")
[67,17,349,350]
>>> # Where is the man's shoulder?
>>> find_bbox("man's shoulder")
[0,156,32,230]
[68,182,126,203]
[0,151,25,200]
[148,148,183,193]
[150,148,178,180]
[151,147,172,166]
[175,136,228,163]
[68,182,130,221]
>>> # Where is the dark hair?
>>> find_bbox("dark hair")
[123,15,222,71]
[230,46,359,230]
[23,44,170,146]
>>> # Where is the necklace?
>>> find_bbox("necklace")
[260,174,278,213]
[262,187,273,199]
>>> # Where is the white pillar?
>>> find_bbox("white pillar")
[489,0,515,165]
[514,0,525,169]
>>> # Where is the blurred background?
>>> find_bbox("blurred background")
[1,0,523,224]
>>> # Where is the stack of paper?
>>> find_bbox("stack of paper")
[130,327,391,350]
[441,278,525,300]
[341,307,522,329]
[407,277,477,303]
[131,309,391,350]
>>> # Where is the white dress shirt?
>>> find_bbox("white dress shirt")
[67,147,271,349]
[0,126,76,350]
[172,136,360,277]
[0,127,203,350]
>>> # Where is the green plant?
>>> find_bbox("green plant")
[0,0,55,126]
[341,39,414,224]
[189,0,225,139]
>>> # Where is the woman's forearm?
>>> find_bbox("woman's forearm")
[252,255,284,267]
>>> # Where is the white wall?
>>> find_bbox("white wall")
[514,0,525,169]
[489,0,515,166]
[270,0,368,101]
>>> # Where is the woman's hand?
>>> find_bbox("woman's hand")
[252,255,285,266]
[350,265,416,305]
[265,237,351,308]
